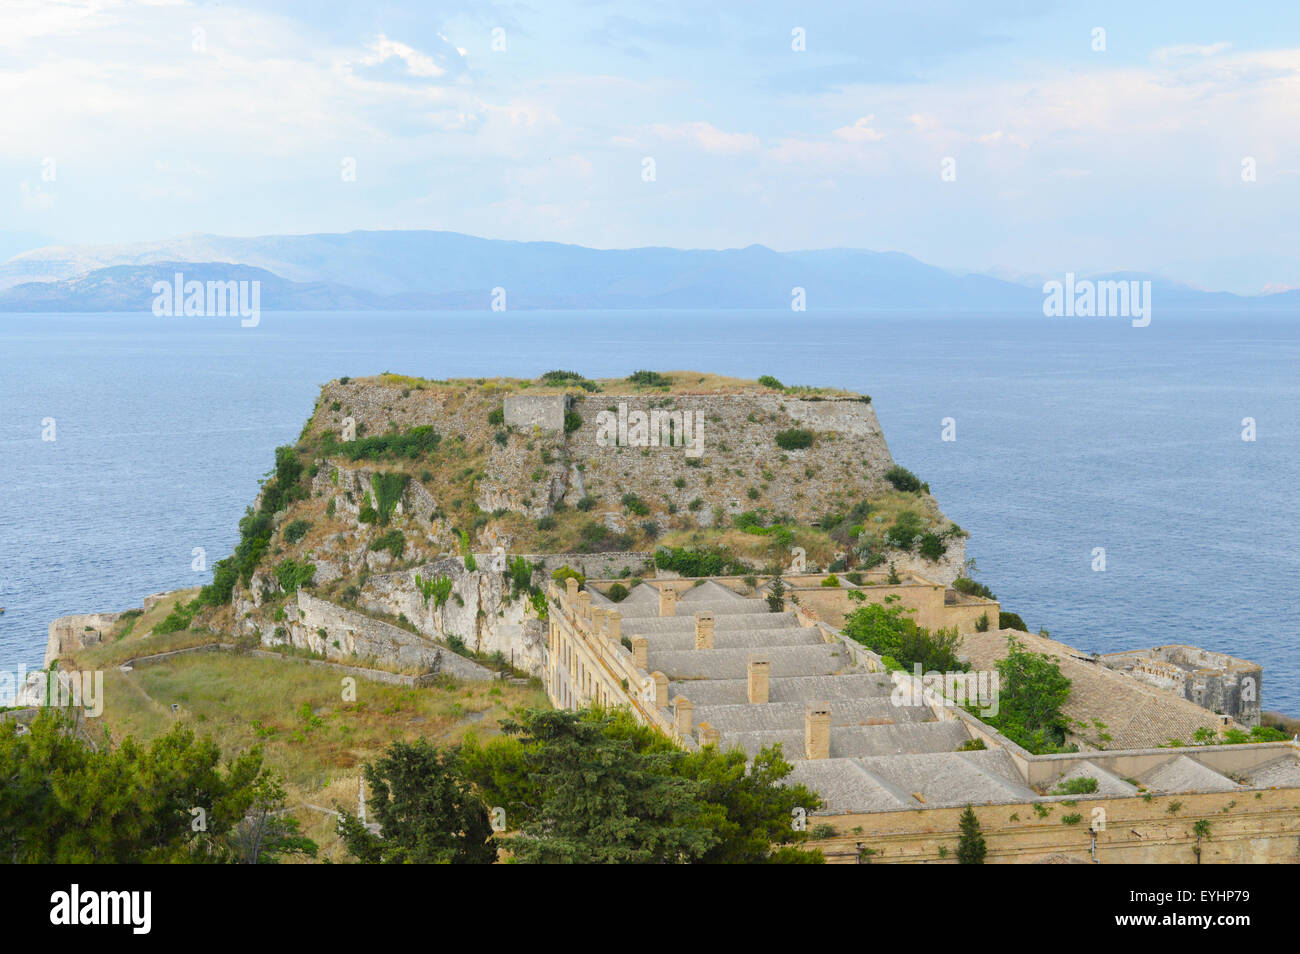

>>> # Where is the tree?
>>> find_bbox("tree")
[0,712,265,863]
[988,636,1073,752]
[498,709,713,863]
[459,707,825,864]
[957,805,986,864]
[338,739,496,864]
[842,597,967,673]
[229,774,318,864]
[681,743,823,864]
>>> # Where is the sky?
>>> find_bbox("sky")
[5,0,1300,292]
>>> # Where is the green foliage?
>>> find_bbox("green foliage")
[551,565,586,586]
[627,370,672,387]
[957,805,986,864]
[999,611,1028,632]
[283,519,311,544]
[153,598,199,635]
[654,545,747,578]
[606,582,630,603]
[884,465,923,492]
[487,406,505,426]
[954,576,997,601]
[886,510,924,549]
[774,428,814,450]
[199,445,307,607]
[978,636,1072,753]
[918,532,947,561]
[458,708,823,864]
[368,529,406,560]
[820,574,840,587]
[1053,776,1098,795]
[975,612,990,632]
[841,598,967,673]
[415,573,453,608]
[274,559,316,594]
[621,493,650,516]
[370,473,409,526]
[326,425,441,462]
[766,576,785,612]
[563,411,583,433]
[757,375,784,390]
[0,713,271,862]
[338,740,495,864]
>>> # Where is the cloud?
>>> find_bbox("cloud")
[645,121,760,154]
[832,115,884,142]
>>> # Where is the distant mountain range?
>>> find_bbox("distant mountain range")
[0,230,1296,313]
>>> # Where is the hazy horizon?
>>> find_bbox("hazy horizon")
[6,1,1300,293]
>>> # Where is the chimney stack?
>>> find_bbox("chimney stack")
[630,636,648,669]
[805,702,831,760]
[673,696,694,735]
[651,671,669,707]
[694,612,715,650]
[747,655,771,704]
[658,585,677,617]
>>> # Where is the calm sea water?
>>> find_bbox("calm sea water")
[2,310,1297,711]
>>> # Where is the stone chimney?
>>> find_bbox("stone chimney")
[805,702,831,760]
[651,671,669,707]
[694,612,715,650]
[607,610,622,642]
[673,696,694,735]
[591,607,606,636]
[697,722,720,748]
[658,585,677,617]
[747,655,770,704]
[630,636,648,669]
[576,590,591,620]
[565,576,579,603]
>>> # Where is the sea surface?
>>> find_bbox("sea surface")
[2,310,1297,711]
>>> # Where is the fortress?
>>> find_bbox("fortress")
[41,371,1297,864]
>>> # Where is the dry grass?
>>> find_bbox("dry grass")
[88,650,546,861]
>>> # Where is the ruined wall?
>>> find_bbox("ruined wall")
[285,591,496,680]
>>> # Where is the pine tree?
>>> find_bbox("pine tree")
[957,804,986,864]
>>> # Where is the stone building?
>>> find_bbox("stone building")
[544,573,1300,864]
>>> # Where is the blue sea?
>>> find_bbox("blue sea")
[2,310,1297,711]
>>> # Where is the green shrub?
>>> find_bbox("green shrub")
[1052,777,1099,795]
[415,573,453,608]
[564,411,583,434]
[884,465,922,492]
[576,495,596,511]
[757,375,784,390]
[369,530,406,559]
[551,565,585,586]
[774,429,814,451]
[274,559,316,594]
[999,611,1028,632]
[606,582,629,603]
[488,406,505,426]
[918,533,947,561]
[820,574,840,587]
[954,577,997,601]
[627,370,672,387]
[371,473,409,526]
[283,519,311,544]
[621,493,650,516]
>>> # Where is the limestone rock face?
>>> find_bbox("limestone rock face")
[45,612,122,668]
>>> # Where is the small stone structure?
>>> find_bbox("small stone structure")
[1099,645,1262,727]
